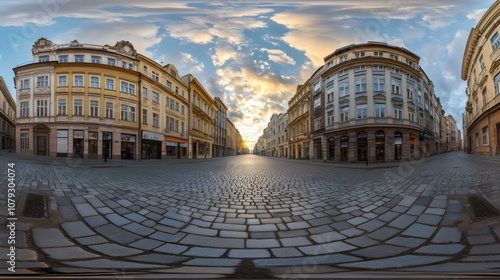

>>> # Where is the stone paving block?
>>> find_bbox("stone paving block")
[33,228,74,248]
[180,234,245,248]
[62,259,167,269]
[357,219,385,232]
[344,236,379,248]
[128,253,188,264]
[299,241,355,255]
[416,244,465,255]
[74,203,98,217]
[425,208,446,215]
[128,238,164,250]
[228,249,270,258]
[277,230,309,238]
[387,236,426,248]
[378,211,399,222]
[347,217,368,226]
[105,213,131,226]
[416,214,442,226]
[124,212,147,223]
[149,231,185,243]
[61,221,95,238]
[89,243,142,257]
[248,224,278,232]
[271,247,303,258]
[308,224,335,235]
[123,222,155,236]
[402,223,436,239]
[219,230,248,238]
[340,228,364,237]
[254,254,362,267]
[368,227,400,241]
[75,235,108,245]
[398,196,417,207]
[107,230,142,245]
[211,222,246,231]
[406,205,426,216]
[246,239,280,248]
[158,217,186,228]
[281,237,312,247]
[183,247,226,257]
[84,215,108,227]
[469,244,500,255]
[388,214,417,229]
[352,244,410,258]
[308,217,333,227]
[310,231,346,243]
[154,243,189,254]
[41,246,99,260]
[185,258,242,267]
[432,227,462,243]
[338,255,450,269]
[468,226,491,236]
[116,199,134,207]
[286,221,311,230]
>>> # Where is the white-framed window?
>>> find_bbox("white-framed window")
[181,121,185,134]
[120,81,136,95]
[327,61,334,69]
[391,67,400,74]
[89,100,99,117]
[122,61,127,68]
[406,59,414,67]
[59,55,68,63]
[20,101,29,117]
[142,87,148,99]
[74,75,84,87]
[74,55,84,62]
[39,55,49,62]
[491,32,500,51]
[143,66,148,75]
[373,77,385,91]
[393,108,403,119]
[91,56,101,63]
[166,80,172,90]
[107,58,116,66]
[479,55,485,71]
[482,126,489,146]
[356,104,367,119]
[314,97,321,109]
[153,113,159,127]
[482,87,487,106]
[408,110,415,122]
[181,105,185,115]
[325,75,334,84]
[339,82,349,97]
[340,55,348,62]
[373,65,384,71]
[142,109,148,124]
[375,103,386,118]
[151,92,159,103]
[407,88,414,99]
[120,104,136,121]
[327,110,334,126]
[105,78,114,90]
[314,117,321,131]
[57,99,67,115]
[152,71,159,82]
[37,76,48,87]
[338,69,348,77]
[417,91,422,103]
[354,66,366,72]
[90,76,99,88]
[20,132,29,150]
[374,51,384,57]
[340,106,349,122]
[355,78,366,93]
[20,79,30,89]
[314,81,321,92]
[105,102,114,118]
[36,99,48,117]
[175,102,179,111]
[355,52,365,58]
[390,54,398,60]
[326,85,334,103]
[73,99,83,116]
[392,79,401,94]
[58,75,67,87]
[170,99,175,109]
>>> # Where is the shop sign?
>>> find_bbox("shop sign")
[73,131,84,139]
[143,131,163,141]
[166,141,177,146]
[88,132,98,140]
[340,136,349,148]
[375,131,385,139]
[121,134,136,142]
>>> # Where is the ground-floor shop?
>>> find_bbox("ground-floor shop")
[165,136,188,159]
[141,131,163,160]
[289,140,310,159]
[190,136,213,159]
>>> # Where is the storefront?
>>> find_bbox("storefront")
[165,136,188,159]
[141,131,162,159]
[394,131,403,160]
[102,132,112,160]
[375,130,385,161]
[88,131,98,159]
[56,130,68,157]
[328,137,335,161]
[357,132,367,161]
[73,130,84,158]
[340,135,349,162]
[121,134,136,159]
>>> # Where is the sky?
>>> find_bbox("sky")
[0,0,496,148]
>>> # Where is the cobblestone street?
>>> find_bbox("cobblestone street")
[1,151,500,278]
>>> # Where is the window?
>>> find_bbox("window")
[143,66,148,75]
[128,63,133,70]
[20,101,29,117]
[482,87,487,106]
[74,75,83,87]
[181,122,185,134]
[120,105,135,121]
[39,55,49,62]
[325,75,334,84]
[479,55,485,72]
[314,117,321,131]
[482,127,489,146]
[374,52,383,57]
[58,75,67,87]
[375,103,386,118]
[89,100,99,117]
[175,87,179,94]
[355,52,365,58]
[475,97,479,115]
[408,110,415,122]
[152,92,159,103]
[105,102,114,118]
[20,133,29,150]
[20,79,30,89]
[373,65,384,71]
[108,58,116,66]
[170,99,175,109]
[327,61,334,69]
[496,73,500,95]
[153,113,159,127]
[91,56,101,63]
[407,88,414,99]
[418,91,422,103]
[142,87,148,99]
[340,55,348,62]
[338,69,348,76]
[175,102,179,111]
[181,105,185,115]
[314,97,321,109]
[37,76,48,87]
[392,79,401,94]
[90,76,99,88]
[105,78,114,90]
[120,81,135,95]
[142,109,148,124]
[314,81,321,92]
[59,55,68,63]
[327,110,334,126]
[122,61,127,68]
[356,104,367,119]
[74,99,83,116]
[406,59,414,67]
[393,108,403,119]
[152,71,159,82]
[58,99,66,115]
[491,32,500,51]
[391,68,400,74]
[339,82,349,97]
[340,106,349,122]
[373,77,385,91]
[326,85,334,103]
[354,66,366,72]
[355,78,367,93]
[390,54,398,60]
[74,55,84,62]
[166,81,172,90]
[36,99,48,117]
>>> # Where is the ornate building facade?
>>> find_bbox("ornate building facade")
[0,77,16,150]
[462,1,500,156]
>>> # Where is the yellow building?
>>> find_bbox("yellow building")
[182,74,216,159]
[462,1,500,156]
[0,76,16,150]
[288,82,311,159]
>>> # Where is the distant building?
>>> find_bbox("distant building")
[462,1,500,156]
[0,77,16,150]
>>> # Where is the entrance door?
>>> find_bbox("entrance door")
[103,140,112,159]
[192,142,197,159]
[329,142,335,160]
[37,136,47,156]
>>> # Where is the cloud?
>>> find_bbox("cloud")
[156,52,204,75]
[211,41,238,66]
[260,48,295,65]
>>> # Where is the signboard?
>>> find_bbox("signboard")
[73,131,84,139]
[340,136,349,148]
[395,131,403,145]
[143,131,163,141]
[375,131,385,139]
[166,141,177,146]
[121,134,136,142]
[88,132,98,140]
[328,137,335,143]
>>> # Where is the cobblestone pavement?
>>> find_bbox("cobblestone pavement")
[1,150,500,278]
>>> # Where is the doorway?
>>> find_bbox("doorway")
[37,136,47,156]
